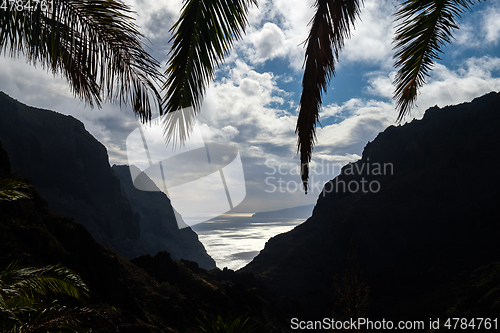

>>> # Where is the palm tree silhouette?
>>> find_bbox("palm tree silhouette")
[0,0,163,123]
[164,0,485,192]
[0,261,116,332]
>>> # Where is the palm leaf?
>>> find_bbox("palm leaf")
[0,261,89,301]
[163,0,257,139]
[297,0,362,193]
[0,303,18,330]
[0,179,30,201]
[0,0,162,122]
[197,313,257,333]
[19,304,117,333]
[393,0,478,120]
[162,106,197,147]
[1,262,116,332]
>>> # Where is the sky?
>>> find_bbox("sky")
[1,0,500,214]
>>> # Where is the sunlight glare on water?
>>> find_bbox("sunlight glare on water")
[191,214,305,270]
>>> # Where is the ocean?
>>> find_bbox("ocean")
[191,214,305,270]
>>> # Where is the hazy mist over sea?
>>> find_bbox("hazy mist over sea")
[192,214,304,270]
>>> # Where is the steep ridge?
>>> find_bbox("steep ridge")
[112,165,215,269]
[0,92,213,268]
[242,91,500,321]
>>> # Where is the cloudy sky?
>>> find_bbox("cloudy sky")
[1,0,500,214]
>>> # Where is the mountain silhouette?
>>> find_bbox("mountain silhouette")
[0,139,288,332]
[0,91,214,268]
[242,91,500,321]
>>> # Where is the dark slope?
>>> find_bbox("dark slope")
[0,92,138,256]
[242,91,500,321]
[0,92,213,267]
[0,139,289,332]
[112,165,215,269]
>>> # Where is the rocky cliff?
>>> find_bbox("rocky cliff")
[242,91,500,321]
[112,165,215,268]
[0,92,214,268]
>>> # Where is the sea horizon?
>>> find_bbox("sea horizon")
[191,214,305,270]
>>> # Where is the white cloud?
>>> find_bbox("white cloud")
[201,124,240,141]
[127,0,182,38]
[341,0,396,67]
[248,22,287,62]
[200,60,296,149]
[482,3,500,45]
[232,0,313,71]
[455,2,500,49]
[320,104,343,119]
[0,57,74,104]
[414,57,500,115]
[365,56,500,121]
[455,23,482,48]
[366,72,394,99]
[316,99,395,153]
[240,77,262,96]
[232,0,397,71]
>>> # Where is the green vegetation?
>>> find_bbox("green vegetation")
[0,261,115,332]
[197,313,257,333]
[0,179,30,201]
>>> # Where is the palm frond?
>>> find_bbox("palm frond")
[0,302,18,330]
[1,262,89,301]
[393,0,477,120]
[163,0,257,139]
[0,0,162,121]
[197,313,257,333]
[297,0,362,193]
[1,262,116,332]
[0,179,30,201]
[20,304,117,333]
[162,106,197,147]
